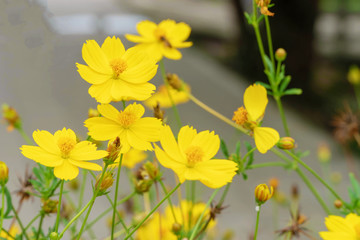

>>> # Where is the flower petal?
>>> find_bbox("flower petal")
[244,84,268,121]
[136,20,158,39]
[88,79,114,104]
[178,126,197,157]
[54,160,79,180]
[159,125,184,163]
[162,47,182,60]
[127,130,154,151]
[167,22,192,43]
[124,103,145,119]
[97,104,120,122]
[154,144,187,179]
[76,63,111,85]
[190,130,220,160]
[84,117,123,141]
[82,40,112,74]
[54,128,77,142]
[101,36,125,61]
[32,130,60,155]
[20,146,63,167]
[254,127,280,154]
[111,80,155,101]
[70,141,108,161]
[131,117,162,141]
[125,34,148,43]
[69,159,102,171]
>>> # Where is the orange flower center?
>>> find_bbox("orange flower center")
[57,137,76,158]
[118,111,137,128]
[232,106,248,126]
[185,146,204,167]
[110,58,127,78]
[154,28,172,48]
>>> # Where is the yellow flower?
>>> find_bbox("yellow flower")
[125,19,193,61]
[232,84,280,154]
[20,128,107,180]
[84,103,163,153]
[144,84,190,108]
[155,125,238,188]
[319,213,360,240]
[1,225,19,239]
[136,212,176,240]
[76,36,158,103]
[109,148,147,169]
[254,183,273,204]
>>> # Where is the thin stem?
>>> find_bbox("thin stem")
[189,188,220,240]
[264,15,275,68]
[159,60,182,128]
[354,85,360,110]
[11,204,30,240]
[124,183,182,240]
[17,127,34,145]
[274,96,291,136]
[24,213,41,232]
[104,229,125,240]
[111,154,123,240]
[36,212,45,240]
[122,100,126,109]
[284,150,351,210]
[188,93,247,134]
[252,2,268,71]
[78,170,88,211]
[0,185,5,233]
[158,179,177,223]
[253,205,261,240]
[217,183,231,208]
[295,168,331,214]
[242,147,257,161]
[248,162,288,169]
[54,180,64,233]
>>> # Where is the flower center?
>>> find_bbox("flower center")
[232,106,248,126]
[57,137,76,158]
[154,28,172,48]
[185,146,204,167]
[118,111,137,128]
[110,58,127,78]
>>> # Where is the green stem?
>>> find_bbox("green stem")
[0,185,5,233]
[275,60,282,85]
[264,15,275,68]
[354,85,360,110]
[217,183,231,208]
[274,96,291,136]
[284,150,351,210]
[122,100,126,109]
[252,1,268,71]
[295,168,331,214]
[189,188,220,240]
[11,204,30,240]
[124,183,182,240]
[36,212,45,240]
[248,162,288,169]
[158,179,177,223]
[18,127,34,145]
[111,154,123,240]
[159,59,182,128]
[24,213,41,232]
[253,204,261,240]
[78,170,88,211]
[54,180,64,233]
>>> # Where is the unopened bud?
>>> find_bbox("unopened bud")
[153,103,165,121]
[291,184,299,200]
[298,214,307,225]
[275,48,287,61]
[334,199,343,209]
[2,104,21,131]
[348,65,360,85]
[88,108,100,118]
[172,222,182,234]
[317,143,331,163]
[254,184,273,204]
[67,178,79,190]
[143,161,161,180]
[277,137,295,150]
[132,212,147,226]
[105,137,121,163]
[42,199,58,214]
[269,177,279,190]
[135,179,153,193]
[49,232,58,240]
[166,73,182,91]
[0,161,9,185]
[95,171,114,196]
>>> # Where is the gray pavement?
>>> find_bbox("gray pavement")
[0,0,355,239]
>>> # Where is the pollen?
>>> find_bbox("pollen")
[232,106,248,126]
[110,58,127,78]
[185,146,204,167]
[57,137,76,158]
[118,111,137,128]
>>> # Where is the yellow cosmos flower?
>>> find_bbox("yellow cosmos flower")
[76,36,158,103]
[144,84,190,108]
[84,103,162,153]
[232,84,280,154]
[1,225,19,239]
[319,213,360,240]
[136,212,176,240]
[125,19,193,61]
[155,125,238,188]
[20,128,107,181]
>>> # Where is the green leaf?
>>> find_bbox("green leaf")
[257,14,264,23]
[282,88,302,96]
[235,141,241,157]
[220,139,229,159]
[242,173,248,180]
[279,75,291,93]
[255,81,271,90]
[264,55,274,75]
[276,64,286,85]
[3,187,13,219]
[349,173,360,197]
[244,141,255,168]
[244,12,253,25]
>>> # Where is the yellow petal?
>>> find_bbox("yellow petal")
[167,22,192,43]
[88,79,114,104]
[131,118,162,141]
[54,160,79,180]
[190,130,220,160]
[319,232,353,240]
[20,146,63,167]
[101,36,125,61]
[76,63,111,85]
[158,19,176,32]
[70,141,108,161]
[137,20,158,39]
[125,34,147,43]
[121,149,147,168]
[178,126,197,157]
[159,125,184,163]
[82,40,112,74]
[154,145,187,177]
[84,117,123,141]
[254,127,280,154]
[54,128,77,142]
[172,41,193,49]
[324,215,354,233]
[244,84,268,121]
[127,130,154,151]
[69,159,102,171]
[97,104,120,122]
[32,130,60,155]
[162,47,182,60]
[124,103,145,120]
[110,80,155,101]
[131,43,163,61]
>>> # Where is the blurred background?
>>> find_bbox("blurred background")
[1,0,360,239]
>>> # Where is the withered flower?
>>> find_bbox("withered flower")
[276,209,315,239]
[331,104,359,145]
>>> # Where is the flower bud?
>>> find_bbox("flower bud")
[348,65,360,85]
[334,199,343,209]
[172,222,182,234]
[67,178,79,190]
[317,143,331,163]
[153,103,165,122]
[42,199,58,214]
[2,104,21,131]
[269,177,279,190]
[254,184,273,204]
[95,171,114,196]
[166,73,182,91]
[275,48,287,61]
[49,232,58,240]
[143,161,161,180]
[135,179,153,193]
[0,161,9,185]
[105,137,121,163]
[291,184,299,200]
[88,108,100,118]
[277,137,295,150]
